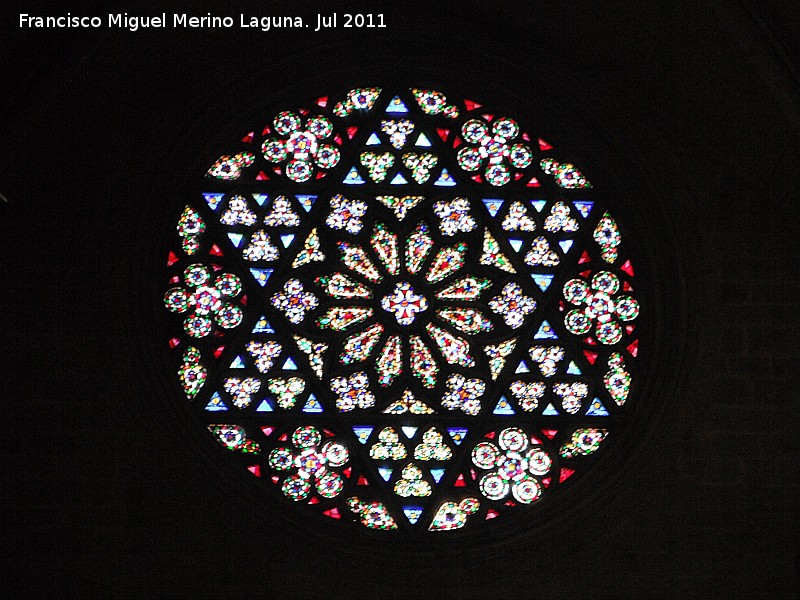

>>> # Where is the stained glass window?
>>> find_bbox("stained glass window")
[164,86,641,533]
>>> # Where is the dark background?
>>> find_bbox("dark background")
[5,0,799,597]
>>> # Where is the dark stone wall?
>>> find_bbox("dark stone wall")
[6,1,798,597]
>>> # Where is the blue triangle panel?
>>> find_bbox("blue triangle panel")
[567,361,583,375]
[227,232,244,248]
[534,320,559,340]
[250,268,273,286]
[542,403,560,416]
[282,357,298,370]
[434,168,456,186]
[378,467,393,481]
[403,506,423,524]
[483,198,504,217]
[493,396,516,415]
[353,426,373,444]
[205,392,228,411]
[366,132,381,145]
[586,397,610,416]
[280,234,295,248]
[401,426,418,439]
[255,398,274,412]
[386,96,409,113]
[229,355,246,368]
[531,200,547,212]
[302,394,323,413]
[572,201,594,218]
[430,468,446,483]
[295,194,317,212]
[532,273,554,292]
[559,239,574,254]
[203,193,225,211]
[515,361,530,374]
[390,172,408,185]
[253,193,269,206]
[415,132,432,147]
[509,239,524,252]
[252,315,275,334]
[448,427,468,445]
[343,166,365,184]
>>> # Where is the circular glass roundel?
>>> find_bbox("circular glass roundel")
[163,86,641,533]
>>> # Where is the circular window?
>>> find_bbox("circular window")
[163,86,641,533]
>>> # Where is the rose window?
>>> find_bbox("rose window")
[164,86,642,534]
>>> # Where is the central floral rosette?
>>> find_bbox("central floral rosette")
[381,282,429,325]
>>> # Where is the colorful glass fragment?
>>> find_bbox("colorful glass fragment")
[360,151,395,182]
[316,306,373,331]
[347,497,398,530]
[560,428,607,458]
[383,389,434,414]
[178,346,206,398]
[271,279,318,324]
[246,340,282,373]
[394,464,432,497]
[402,152,438,184]
[436,307,493,335]
[207,152,255,180]
[316,272,372,299]
[543,201,579,233]
[540,158,591,188]
[488,282,536,328]
[242,230,280,262]
[426,243,467,283]
[209,424,260,453]
[370,223,400,275]
[370,427,408,460]
[483,338,517,380]
[410,335,438,388]
[509,380,546,412]
[267,377,305,409]
[436,276,491,301]
[414,428,453,461]
[441,373,486,416]
[341,323,384,364]
[333,87,381,116]
[433,197,476,236]
[405,222,434,274]
[426,323,474,367]
[604,352,631,405]
[330,371,375,411]
[376,195,424,220]
[525,236,560,266]
[263,195,300,226]
[376,335,403,387]
[594,212,621,263]
[480,229,516,273]
[502,201,536,231]
[339,242,383,282]
[292,228,325,268]
[221,195,257,226]
[429,498,480,531]
[327,194,368,234]
[381,119,415,149]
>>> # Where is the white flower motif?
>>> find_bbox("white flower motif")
[433,197,476,236]
[326,194,368,233]
[488,282,536,328]
[381,282,429,325]
[271,279,319,324]
[330,371,376,412]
